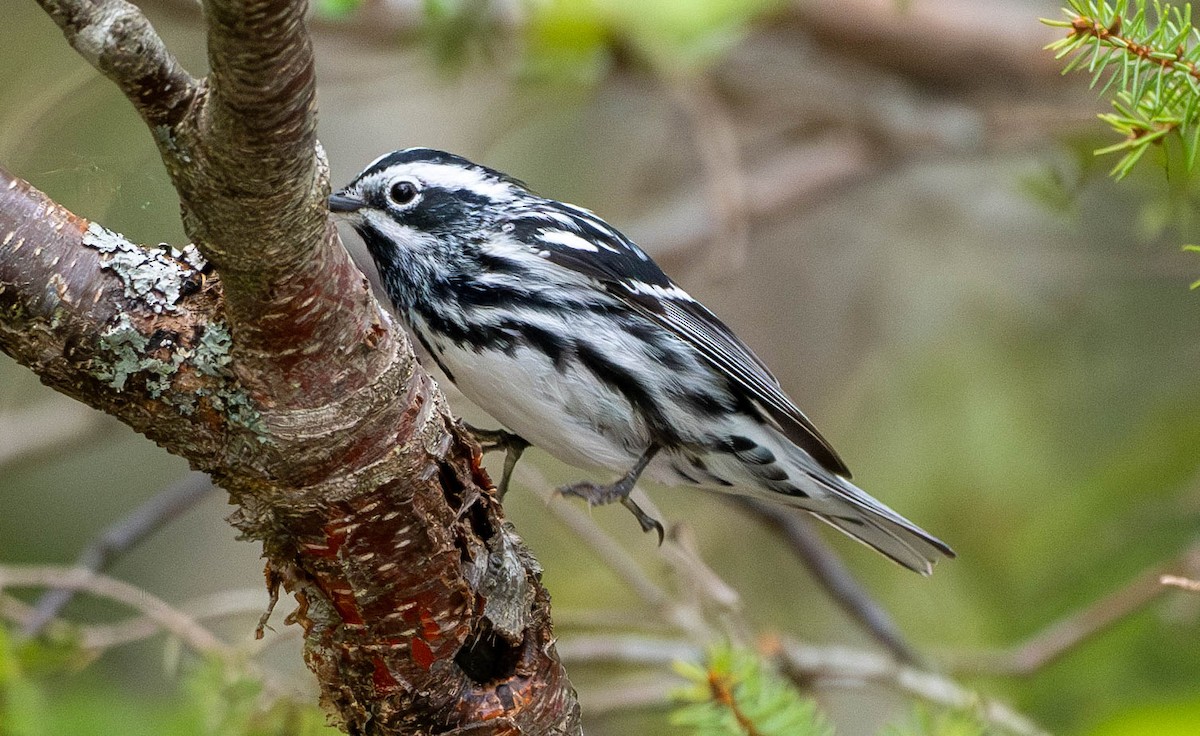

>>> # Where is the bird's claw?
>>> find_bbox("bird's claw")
[465,424,528,454]
[558,480,665,545]
[464,424,529,499]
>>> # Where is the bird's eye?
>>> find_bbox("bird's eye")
[388,180,420,206]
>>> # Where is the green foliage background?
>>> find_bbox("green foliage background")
[2,0,1199,735]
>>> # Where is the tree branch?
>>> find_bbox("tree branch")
[949,542,1200,676]
[1161,574,1200,593]
[777,638,1048,736]
[0,565,234,662]
[0,169,235,457]
[34,0,199,128]
[733,497,922,665]
[556,634,1047,736]
[6,0,581,731]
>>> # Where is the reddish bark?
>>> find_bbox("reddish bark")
[2,0,582,732]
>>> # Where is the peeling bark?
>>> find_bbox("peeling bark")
[3,0,581,732]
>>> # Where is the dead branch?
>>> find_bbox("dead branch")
[1161,574,1200,593]
[782,0,1065,91]
[777,638,1048,736]
[648,135,878,273]
[0,568,296,698]
[0,565,233,661]
[662,72,753,283]
[514,464,700,632]
[556,634,1047,736]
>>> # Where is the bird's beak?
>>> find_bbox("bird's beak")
[328,192,365,213]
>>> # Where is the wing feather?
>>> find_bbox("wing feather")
[630,291,851,477]
[521,208,850,477]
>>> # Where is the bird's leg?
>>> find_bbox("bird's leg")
[559,445,664,543]
[464,423,530,500]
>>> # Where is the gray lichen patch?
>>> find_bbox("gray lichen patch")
[192,321,233,376]
[90,314,267,437]
[191,323,268,436]
[91,313,153,391]
[83,222,203,314]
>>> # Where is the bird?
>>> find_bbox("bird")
[328,148,954,574]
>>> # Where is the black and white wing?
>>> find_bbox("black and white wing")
[513,203,852,477]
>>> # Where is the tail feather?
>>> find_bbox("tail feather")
[805,473,955,575]
[812,511,948,575]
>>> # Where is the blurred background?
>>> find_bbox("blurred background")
[2,0,1200,734]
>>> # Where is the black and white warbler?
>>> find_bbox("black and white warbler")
[330,148,954,574]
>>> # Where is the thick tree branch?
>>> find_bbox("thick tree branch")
[0,169,238,458]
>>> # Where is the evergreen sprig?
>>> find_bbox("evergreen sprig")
[1044,0,1200,177]
[671,642,831,736]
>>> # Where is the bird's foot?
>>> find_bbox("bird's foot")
[464,424,529,500]
[465,424,527,455]
[558,478,665,544]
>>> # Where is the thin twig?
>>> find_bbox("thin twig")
[0,565,234,661]
[558,634,699,667]
[580,675,679,715]
[733,496,922,665]
[1161,574,1200,592]
[0,583,300,700]
[648,136,877,274]
[950,542,1200,676]
[556,633,1046,736]
[515,465,680,616]
[662,72,753,284]
[778,638,1048,736]
[5,587,294,654]
[516,462,740,639]
[550,608,680,634]
[35,0,199,128]
[23,471,216,637]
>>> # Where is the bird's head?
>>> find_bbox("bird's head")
[329,148,526,243]
[329,148,536,308]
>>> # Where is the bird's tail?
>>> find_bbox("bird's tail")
[802,471,955,575]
